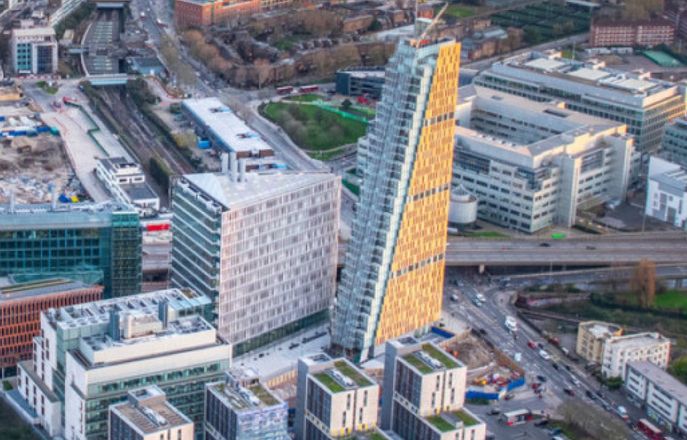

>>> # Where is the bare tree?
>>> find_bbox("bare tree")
[254,58,272,88]
[559,400,631,440]
[631,259,657,308]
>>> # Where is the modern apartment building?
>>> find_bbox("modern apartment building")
[204,367,288,440]
[381,338,486,440]
[0,201,141,298]
[645,156,687,230]
[601,332,671,378]
[576,321,623,365]
[335,68,385,100]
[11,27,58,75]
[625,361,687,435]
[109,386,195,440]
[171,168,340,355]
[454,86,633,233]
[474,51,686,159]
[0,278,102,378]
[662,117,687,167]
[12,288,214,438]
[96,158,160,217]
[331,35,461,362]
[590,19,675,47]
[296,353,380,440]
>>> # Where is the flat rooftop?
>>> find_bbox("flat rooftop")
[112,387,191,434]
[122,183,158,201]
[180,171,337,210]
[401,343,461,375]
[182,98,273,155]
[653,167,687,191]
[607,332,668,350]
[628,360,687,403]
[582,321,622,338]
[12,27,55,38]
[208,380,283,412]
[312,359,374,393]
[0,278,96,303]
[0,201,136,230]
[45,288,211,331]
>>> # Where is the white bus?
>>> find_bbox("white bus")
[501,409,531,426]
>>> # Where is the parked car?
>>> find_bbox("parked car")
[539,350,551,361]
[552,362,559,370]
[450,294,459,302]
[536,375,547,383]
[585,390,596,400]
[563,388,575,396]
[534,419,549,427]
[527,340,537,349]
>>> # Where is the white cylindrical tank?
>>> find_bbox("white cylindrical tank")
[449,184,477,226]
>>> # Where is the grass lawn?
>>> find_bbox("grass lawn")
[426,415,455,432]
[654,290,687,312]
[463,230,509,239]
[443,4,478,18]
[261,102,367,152]
[36,80,59,95]
[0,399,39,440]
[287,94,320,102]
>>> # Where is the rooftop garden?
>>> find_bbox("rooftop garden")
[422,344,459,369]
[249,383,279,406]
[426,414,456,433]
[403,352,433,374]
[314,372,345,393]
[334,360,372,387]
[453,409,479,427]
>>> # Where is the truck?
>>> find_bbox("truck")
[505,316,518,333]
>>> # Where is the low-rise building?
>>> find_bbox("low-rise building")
[602,332,671,378]
[645,156,687,230]
[204,367,288,440]
[453,86,633,233]
[576,321,623,365]
[109,386,194,440]
[12,288,214,438]
[174,0,261,29]
[96,157,160,217]
[0,278,102,378]
[296,353,380,439]
[11,27,58,75]
[381,337,486,440]
[662,117,687,168]
[590,19,675,47]
[625,361,687,435]
[335,68,385,100]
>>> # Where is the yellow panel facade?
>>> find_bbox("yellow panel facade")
[374,42,461,346]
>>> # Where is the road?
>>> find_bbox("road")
[443,274,647,439]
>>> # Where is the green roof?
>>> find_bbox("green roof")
[314,372,345,393]
[426,415,456,432]
[453,409,479,427]
[422,344,459,369]
[334,360,372,387]
[643,50,683,68]
[403,353,433,374]
[248,383,279,406]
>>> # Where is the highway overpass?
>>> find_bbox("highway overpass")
[338,231,687,268]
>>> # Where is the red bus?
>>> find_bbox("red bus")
[276,86,293,95]
[299,85,319,93]
[637,418,664,440]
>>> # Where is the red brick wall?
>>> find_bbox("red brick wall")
[175,0,214,28]
[0,286,103,370]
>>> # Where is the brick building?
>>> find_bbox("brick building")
[590,19,675,47]
[175,0,264,28]
[0,278,102,377]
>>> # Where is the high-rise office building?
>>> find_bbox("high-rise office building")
[295,353,380,440]
[11,27,58,75]
[204,367,288,440]
[381,338,486,440]
[474,51,686,161]
[331,35,461,361]
[11,288,214,438]
[171,166,340,355]
[109,386,195,440]
[0,201,142,298]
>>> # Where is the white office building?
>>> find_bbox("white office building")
[645,156,687,230]
[96,157,160,217]
[474,50,686,162]
[11,27,58,75]
[13,288,216,438]
[454,86,633,233]
[601,332,671,378]
[296,353,380,439]
[662,117,687,168]
[171,164,340,355]
[625,361,687,435]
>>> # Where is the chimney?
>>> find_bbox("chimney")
[221,153,229,174]
[9,191,15,213]
[239,159,246,182]
[230,151,238,182]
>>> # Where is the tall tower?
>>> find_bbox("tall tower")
[331,36,461,362]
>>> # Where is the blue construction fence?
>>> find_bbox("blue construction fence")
[465,377,527,401]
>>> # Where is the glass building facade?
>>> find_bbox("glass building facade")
[0,203,142,298]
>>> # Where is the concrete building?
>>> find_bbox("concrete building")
[662,117,687,168]
[454,86,633,233]
[590,19,675,47]
[171,168,340,355]
[11,27,58,75]
[645,156,687,230]
[601,332,671,378]
[295,353,380,440]
[331,35,461,362]
[576,321,623,365]
[335,68,385,100]
[381,337,486,440]
[11,288,214,438]
[625,361,687,435]
[109,386,194,440]
[204,368,288,440]
[0,201,142,298]
[96,157,160,217]
[0,278,102,378]
[474,51,686,159]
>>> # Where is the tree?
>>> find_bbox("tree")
[254,58,272,88]
[341,99,352,111]
[622,0,663,20]
[631,259,657,308]
[559,400,631,440]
